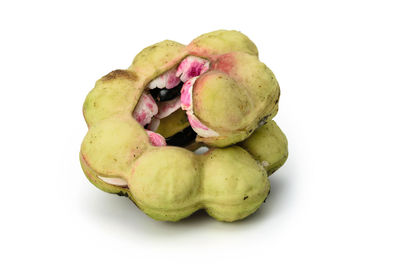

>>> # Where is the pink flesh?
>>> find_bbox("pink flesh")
[146,130,166,146]
[180,76,219,137]
[139,56,217,138]
[165,71,181,89]
[180,77,197,111]
[176,56,210,82]
[186,112,219,137]
[147,117,160,131]
[155,97,181,119]
[133,93,158,126]
[187,112,208,130]
[148,68,181,89]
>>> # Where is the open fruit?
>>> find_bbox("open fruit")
[80,30,288,222]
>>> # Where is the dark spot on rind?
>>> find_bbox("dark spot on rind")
[243,196,248,200]
[117,191,129,197]
[101,69,137,82]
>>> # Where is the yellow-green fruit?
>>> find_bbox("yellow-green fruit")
[128,147,201,221]
[187,30,258,57]
[193,71,253,133]
[127,146,269,222]
[83,70,140,127]
[80,118,149,194]
[240,120,288,175]
[80,152,131,196]
[128,40,187,88]
[80,30,288,223]
[194,52,280,147]
[202,147,270,222]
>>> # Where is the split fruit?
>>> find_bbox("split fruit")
[80,30,288,222]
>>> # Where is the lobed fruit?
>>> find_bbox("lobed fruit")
[128,146,269,222]
[240,121,288,175]
[80,30,288,222]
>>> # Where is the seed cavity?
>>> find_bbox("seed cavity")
[155,97,182,119]
[166,127,197,147]
[132,56,218,147]
[150,85,182,102]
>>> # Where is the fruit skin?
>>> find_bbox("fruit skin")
[187,30,259,58]
[201,147,270,222]
[191,52,280,147]
[80,30,288,222]
[128,146,269,222]
[83,70,140,127]
[240,121,288,175]
[128,40,187,89]
[183,31,280,147]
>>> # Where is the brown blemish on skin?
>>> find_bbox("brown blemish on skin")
[117,191,129,197]
[101,69,137,82]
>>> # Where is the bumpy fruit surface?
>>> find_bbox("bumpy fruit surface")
[80,30,288,222]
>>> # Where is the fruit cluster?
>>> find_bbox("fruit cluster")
[80,30,288,222]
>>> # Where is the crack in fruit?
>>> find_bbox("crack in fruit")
[180,76,219,138]
[81,30,287,222]
[133,56,218,146]
[98,176,129,187]
[166,127,197,147]
[155,97,182,119]
[150,83,182,102]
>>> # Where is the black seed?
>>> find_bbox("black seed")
[166,127,197,147]
[150,82,183,102]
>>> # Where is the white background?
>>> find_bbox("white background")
[1,0,399,266]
